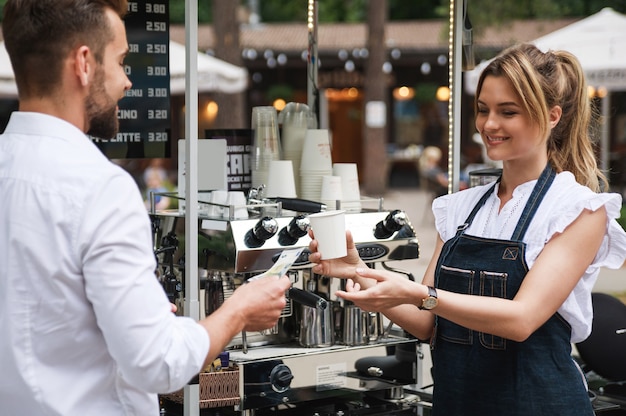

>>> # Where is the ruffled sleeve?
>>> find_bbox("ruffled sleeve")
[432,194,451,241]
[552,192,626,269]
[539,175,626,270]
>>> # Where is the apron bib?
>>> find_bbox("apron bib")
[431,165,593,416]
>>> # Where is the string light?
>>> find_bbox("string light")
[447,0,455,194]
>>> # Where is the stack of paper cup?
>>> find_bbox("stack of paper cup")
[251,106,281,190]
[265,160,297,198]
[300,129,333,203]
[279,102,314,196]
[320,175,343,210]
[332,163,362,212]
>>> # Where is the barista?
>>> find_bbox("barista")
[309,43,626,415]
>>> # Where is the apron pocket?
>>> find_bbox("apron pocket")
[479,270,508,350]
[437,265,475,345]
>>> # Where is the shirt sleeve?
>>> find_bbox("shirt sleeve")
[432,193,451,241]
[544,188,626,270]
[77,169,209,394]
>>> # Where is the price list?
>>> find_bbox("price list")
[94,0,171,158]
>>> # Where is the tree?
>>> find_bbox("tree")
[211,0,246,129]
[362,0,388,195]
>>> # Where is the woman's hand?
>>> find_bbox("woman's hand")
[335,267,424,312]
[308,229,365,279]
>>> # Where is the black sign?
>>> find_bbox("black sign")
[93,0,171,159]
[205,129,254,192]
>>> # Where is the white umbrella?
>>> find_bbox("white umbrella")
[464,8,626,94]
[532,8,626,172]
[0,40,248,98]
[533,7,626,91]
[167,40,248,94]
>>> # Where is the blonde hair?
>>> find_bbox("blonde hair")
[475,43,607,192]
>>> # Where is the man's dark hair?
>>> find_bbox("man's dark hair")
[2,0,128,98]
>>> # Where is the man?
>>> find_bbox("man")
[0,1,291,414]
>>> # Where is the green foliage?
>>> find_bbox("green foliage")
[467,0,626,33]
[3,0,623,25]
[169,0,212,23]
[267,84,294,102]
[389,0,444,20]
[164,0,445,24]
[317,0,367,23]
[414,82,439,104]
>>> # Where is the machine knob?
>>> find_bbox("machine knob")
[244,216,279,248]
[254,216,279,240]
[288,215,310,238]
[374,209,407,239]
[270,364,293,393]
[278,215,310,246]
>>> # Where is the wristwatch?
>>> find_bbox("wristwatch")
[419,286,438,310]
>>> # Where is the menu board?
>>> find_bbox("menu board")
[92,0,171,159]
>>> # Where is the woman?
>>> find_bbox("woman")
[308,43,626,415]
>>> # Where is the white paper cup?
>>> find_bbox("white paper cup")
[208,190,229,217]
[197,191,213,216]
[266,160,297,198]
[300,129,332,172]
[332,162,361,211]
[308,210,347,260]
[226,191,248,219]
[334,163,360,196]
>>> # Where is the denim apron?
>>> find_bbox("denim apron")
[431,165,593,415]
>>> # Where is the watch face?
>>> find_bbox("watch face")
[423,297,438,310]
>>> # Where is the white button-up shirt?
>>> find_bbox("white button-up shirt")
[0,112,209,415]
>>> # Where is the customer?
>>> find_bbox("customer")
[419,145,468,196]
[0,1,291,415]
[309,43,626,415]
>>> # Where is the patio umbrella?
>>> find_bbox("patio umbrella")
[465,8,626,94]
[532,7,626,91]
[0,40,248,98]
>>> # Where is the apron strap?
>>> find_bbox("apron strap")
[510,164,555,241]
[455,178,501,236]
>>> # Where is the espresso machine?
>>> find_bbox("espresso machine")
[151,193,428,415]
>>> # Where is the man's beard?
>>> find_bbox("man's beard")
[85,68,119,140]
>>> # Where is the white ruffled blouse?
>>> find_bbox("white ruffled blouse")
[433,171,626,343]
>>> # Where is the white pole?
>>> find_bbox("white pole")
[183,0,200,415]
[601,93,610,175]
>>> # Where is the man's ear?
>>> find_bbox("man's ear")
[73,46,92,87]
